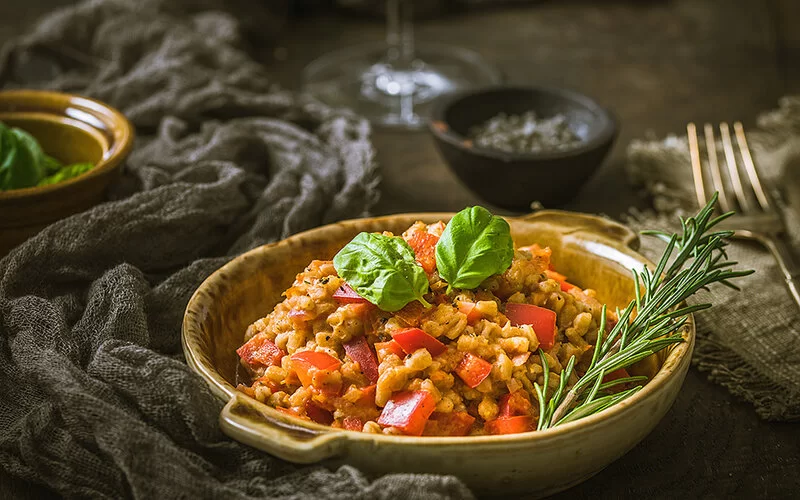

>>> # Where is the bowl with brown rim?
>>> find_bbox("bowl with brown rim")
[182,210,694,497]
[0,90,134,256]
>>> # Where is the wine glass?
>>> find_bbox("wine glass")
[302,0,502,129]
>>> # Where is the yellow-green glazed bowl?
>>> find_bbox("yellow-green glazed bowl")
[182,211,694,498]
[0,90,134,256]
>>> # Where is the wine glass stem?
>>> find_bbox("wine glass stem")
[386,0,415,69]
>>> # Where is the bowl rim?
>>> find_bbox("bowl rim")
[0,89,134,200]
[183,210,694,448]
[429,85,619,162]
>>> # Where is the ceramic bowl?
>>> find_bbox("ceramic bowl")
[429,86,617,210]
[0,90,134,256]
[182,210,693,498]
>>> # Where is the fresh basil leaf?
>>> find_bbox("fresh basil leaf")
[333,232,431,312]
[42,154,63,175]
[38,162,94,186]
[435,206,514,291]
[0,122,46,190]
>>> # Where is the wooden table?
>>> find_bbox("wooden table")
[2,0,799,497]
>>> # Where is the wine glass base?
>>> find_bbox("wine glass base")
[302,43,502,130]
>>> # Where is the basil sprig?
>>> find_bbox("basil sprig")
[435,206,514,291]
[333,232,431,312]
[0,121,96,191]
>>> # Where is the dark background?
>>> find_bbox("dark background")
[1,0,799,498]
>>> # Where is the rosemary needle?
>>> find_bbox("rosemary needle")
[535,193,754,429]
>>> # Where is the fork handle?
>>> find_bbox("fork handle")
[762,236,800,309]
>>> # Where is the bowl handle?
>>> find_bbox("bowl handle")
[517,209,640,250]
[220,393,347,464]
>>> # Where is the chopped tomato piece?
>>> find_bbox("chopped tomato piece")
[333,283,370,304]
[395,301,426,327]
[377,390,436,436]
[407,230,439,274]
[236,334,285,370]
[498,390,532,417]
[288,309,313,328]
[485,415,533,435]
[342,416,364,431]
[343,336,379,384]
[505,303,557,350]
[375,340,406,360]
[305,400,334,425]
[454,353,493,388]
[423,412,476,436]
[457,300,483,325]
[511,352,530,366]
[356,384,376,406]
[602,368,630,383]
[290,351,341,387]
[545,269,577,292]
[391,328,446,357]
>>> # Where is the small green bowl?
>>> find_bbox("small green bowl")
[0,90,134,256]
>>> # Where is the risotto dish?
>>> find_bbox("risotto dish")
[235,207,630,437]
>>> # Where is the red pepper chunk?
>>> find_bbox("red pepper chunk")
[391,328,446,357]
[499,390,532,417]
[457,300,483,325]
[305,400,334,425]
[236,334,285,370]
[343,336,379,384]
[455,353,493,388]
[505,303,558,350]
[485,415,534,435]
[602,368,630,383]
[342,416,363,431]
[290,351,341,387]
[333,283,370,304]
[377,390,436,436]
[408,230,439,274]
[545,269,576,292]
[423,411,476,436]
[375,340,406,360]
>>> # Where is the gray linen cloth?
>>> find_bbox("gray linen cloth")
[626,96,800,421]
[0,0,473,498]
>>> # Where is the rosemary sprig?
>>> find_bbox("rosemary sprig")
[535,193,754,429]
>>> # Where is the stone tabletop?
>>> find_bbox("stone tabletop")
[2,0,799,498]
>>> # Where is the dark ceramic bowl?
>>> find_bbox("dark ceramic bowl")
[429,86,618,210]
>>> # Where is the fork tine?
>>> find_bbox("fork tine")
[734,122,771,210]
[719,122,750,212]
[703,123,731,211]
[687,123,708,208]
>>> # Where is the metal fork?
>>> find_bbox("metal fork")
[687,121,800,309]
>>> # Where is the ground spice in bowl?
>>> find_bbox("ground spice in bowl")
[468,111,582,154]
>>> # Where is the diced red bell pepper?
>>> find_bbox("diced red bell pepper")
[545,269,577,292]
[290,351,341,387]
[457,300,483,325]
[377,390,436,436]
[342,416,363,431]
[237,334,285,370]
[423,411,476,436]
[375,340,406,360]
[485,415,534,435]
[343,336,379,384]
[498,390,532,417]
[333,283,370,304]
[505,303,558,350]
[407,230,439,274]
[392,328,447,357]
[455,353,493,388]
[305,400,334,425]
[602,367,630,383]
[356,384,376,406]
